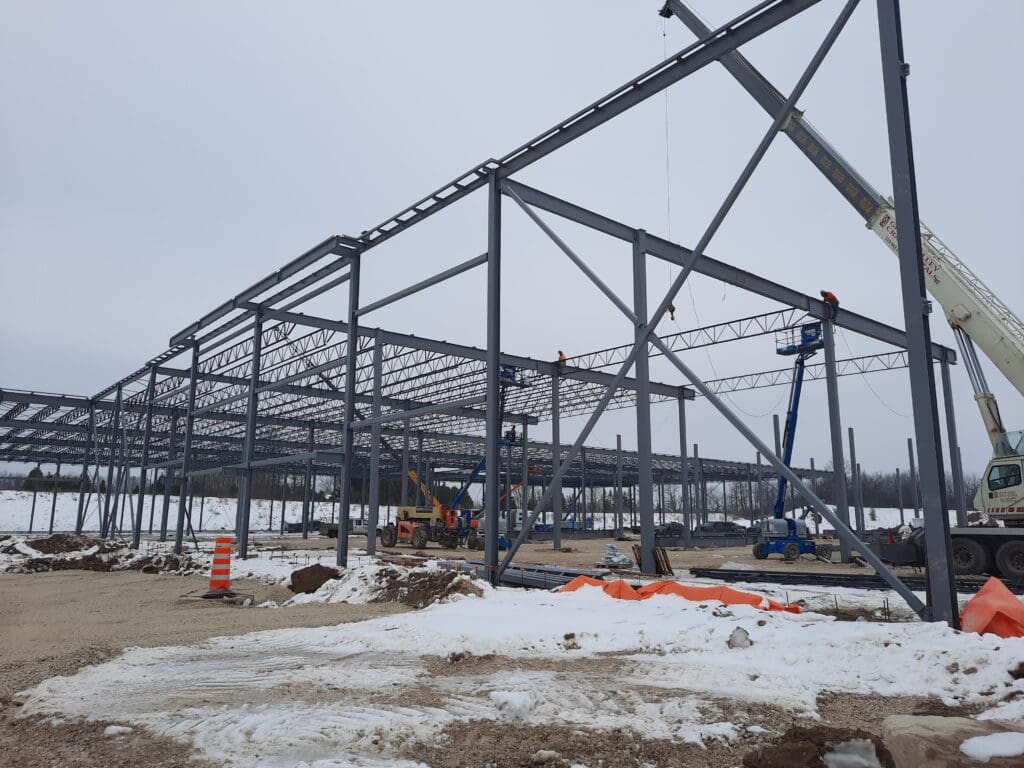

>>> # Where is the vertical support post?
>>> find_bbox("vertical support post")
[693,444,703,524]
[756,452,764,518]
[907,437,920,515]
[47,461,61,534]
[519,419,530,538]
[939,359,967,527]
[551,373,562,549]
[76,403,95,534]
[878,0,957,624]
[822,318,852,562]
[160,411,178,541]
[416,432,424,506]
[614,434,623,538]
[29,477,38,533]
[238,315,263,559]
[337,253,361,568]
[483,169,502,581]
[101,385,123,538]
[302,424,314,539]
[848,427,864,533]
[132,367,157,548]
[367,328,383,556]
[896,466,905,524]
[400,417,410,507]
[174,342,200,555]
[677,397,691,547]
[279,475,287,534]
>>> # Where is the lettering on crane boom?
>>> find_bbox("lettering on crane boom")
[786,124,879,221]
[871,211,944,289]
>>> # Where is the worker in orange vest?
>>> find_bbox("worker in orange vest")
[557,350,567,373]
[820,290,839,318]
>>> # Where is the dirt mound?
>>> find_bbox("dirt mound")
[741,726,894,768]
[288,563,340,594]
[28,533,107,555]
[17,548,203,576]
[375,568,484,608]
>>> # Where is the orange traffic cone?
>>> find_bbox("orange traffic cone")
[203,536,235,598]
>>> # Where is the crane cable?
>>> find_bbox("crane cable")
[837,328,909,417]
[659,19,781,421]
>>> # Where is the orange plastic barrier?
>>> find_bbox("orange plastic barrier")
[960,577,1024,638]
[208,536,234,593]
[558,575,800,613]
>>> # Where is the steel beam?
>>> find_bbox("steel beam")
[337,253,361,567]
[484,170,502,580]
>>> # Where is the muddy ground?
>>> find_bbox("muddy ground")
[1,566,975,768]
[0,570,407,768]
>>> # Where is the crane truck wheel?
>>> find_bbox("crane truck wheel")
[752,543,769,560]
[410,525,429,550]
[994,540,1024,580]
[466,531,479,550]
[380,524,397,548]
[783,542,800,562]
[951,537,990,576]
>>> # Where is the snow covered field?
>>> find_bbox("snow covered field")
[0,488,957,536]
[16,583,1024,768]
[0,490,383,533]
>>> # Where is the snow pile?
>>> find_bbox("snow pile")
[960,731,1024,761]
[287,557,488,608]
[18,585,1024,768]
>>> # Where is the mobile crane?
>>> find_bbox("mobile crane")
[754,323,827,561]
[661,2,1024,578]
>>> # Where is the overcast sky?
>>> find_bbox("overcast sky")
[2,0,1022,483]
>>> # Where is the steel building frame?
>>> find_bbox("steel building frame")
[1,0,962,623]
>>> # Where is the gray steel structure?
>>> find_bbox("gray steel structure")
[0,0,965,622]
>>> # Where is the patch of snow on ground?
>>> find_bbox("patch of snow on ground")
[18,585,1024,768]
[960,731,1024,762]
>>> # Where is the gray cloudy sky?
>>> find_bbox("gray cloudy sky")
[2,0,1022,480]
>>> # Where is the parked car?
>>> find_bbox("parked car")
[696,521,749,535]
[654,521,687,538]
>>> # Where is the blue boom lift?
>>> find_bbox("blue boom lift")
[753,322,825,561]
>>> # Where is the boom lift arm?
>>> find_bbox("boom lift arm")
[660,1,1024,458]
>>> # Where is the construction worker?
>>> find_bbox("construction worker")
[820,290,839,318]
[557,350,567,373]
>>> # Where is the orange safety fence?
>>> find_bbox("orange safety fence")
[208,536,234,593]
[559,575,801,613]
[960,577,1024,638]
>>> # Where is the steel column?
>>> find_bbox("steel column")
[632,231,656,574]
[615,434,623,537]
[484,170,502,581]
[100,385,122,538]
[848,427,864,533]
[302,424,313,539]
[337,252,361,568]
[822,318,852,561]
[877,0,957,625]
[520,419,529,538]
[174,342,200,555]
[238,316,263,559]
[160,410,178,541]
[75,403,95,533]
[47,461,61,534]
[367,329,383,556]
[132,367,157,548]
[678,397,691,547]
[551,372,562,549]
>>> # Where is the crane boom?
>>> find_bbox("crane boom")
[406,469,441,512]
[661,2,1024,433]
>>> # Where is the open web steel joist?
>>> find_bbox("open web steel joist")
[1,1,968,624]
